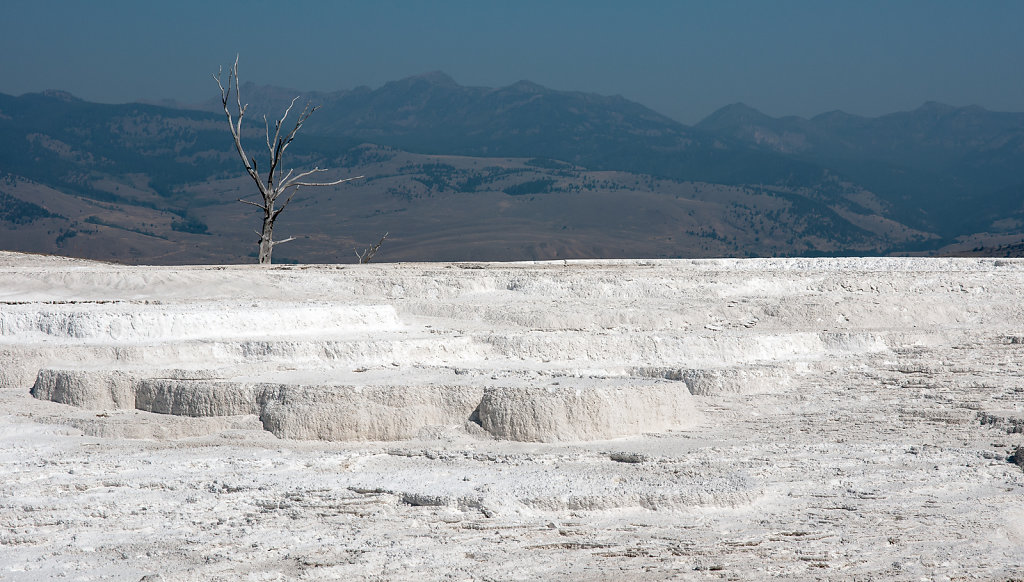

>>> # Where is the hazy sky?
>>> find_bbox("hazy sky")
[2,0,1022,124]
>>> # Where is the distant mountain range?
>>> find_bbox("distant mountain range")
[145,73,1024,237]
[696,101,1024,235]
[1,73,1022,263]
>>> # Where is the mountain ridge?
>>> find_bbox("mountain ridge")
[164,75,1024,234]
[1,73,1022,263]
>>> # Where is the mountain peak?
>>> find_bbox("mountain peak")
[719,102,764,114]
[695,102,772,129]
[37,89,82,102]
[505,79,547,93]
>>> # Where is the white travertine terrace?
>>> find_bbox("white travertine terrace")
[1,252,1022,579]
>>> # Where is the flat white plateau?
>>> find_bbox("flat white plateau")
[1,252,1023,580]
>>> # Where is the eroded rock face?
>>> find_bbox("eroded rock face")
[257,383,484,441]
[136,378,261,418]
[476,383,697,442]
[32,369,135,409]
[30,369,696,442]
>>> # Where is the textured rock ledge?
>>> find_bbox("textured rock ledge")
[31,368,698,442]
[10,256,1024,443]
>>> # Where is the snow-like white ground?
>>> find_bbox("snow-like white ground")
[1,251,1023,580]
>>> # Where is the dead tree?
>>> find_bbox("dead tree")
[355,232,388,264]
[214,55,361,264]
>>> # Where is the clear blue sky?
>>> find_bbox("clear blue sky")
[2,0,1021,123]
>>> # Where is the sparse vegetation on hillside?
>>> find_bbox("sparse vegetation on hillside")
[0,191,59,224]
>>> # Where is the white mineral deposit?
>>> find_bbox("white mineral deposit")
[1,251,1023,580]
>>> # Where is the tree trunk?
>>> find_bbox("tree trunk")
[259,214,274,265]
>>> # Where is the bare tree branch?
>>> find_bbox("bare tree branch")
[264,115,272,154]
[289,175,365,188]
[355,232,388,264]
[279,168,295,186]
[238,198,267,210]
[214,56,266,198]
[272,185,301,221]
[281,167,329,186]
[268,96,302,191]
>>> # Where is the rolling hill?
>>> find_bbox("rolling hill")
[0,74,1021,263]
